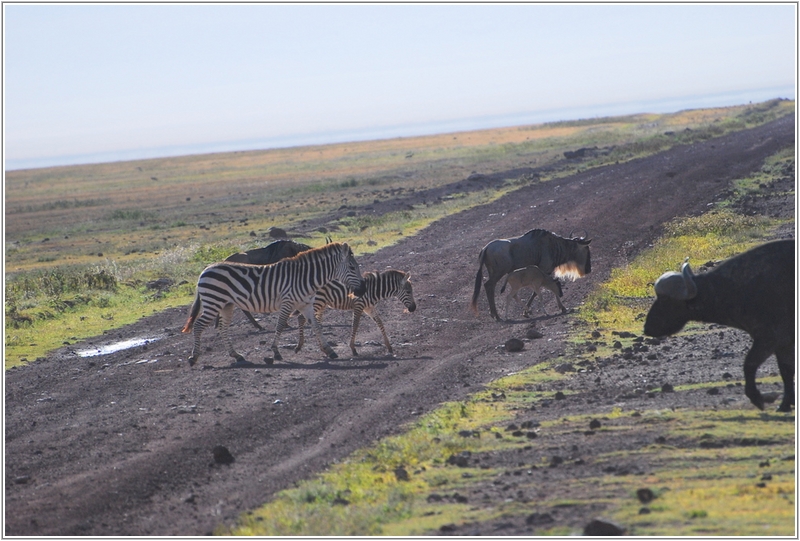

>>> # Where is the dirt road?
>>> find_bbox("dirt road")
[4,114,794,536]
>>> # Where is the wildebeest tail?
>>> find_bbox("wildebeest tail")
[181,291,202,333]
[471,247,487,313]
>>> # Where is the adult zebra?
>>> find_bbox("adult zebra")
[295,270,417,357]
[223,239,312,331]
[182,242,366,365]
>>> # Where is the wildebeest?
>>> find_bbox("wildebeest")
[499,265,567,319]
[644,240,795,412]
[182,242,366,365]
[224,240,312,330]
[471,229,591,320]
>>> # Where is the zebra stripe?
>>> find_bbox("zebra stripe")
[182,242,365,365]
[296,269,416,356]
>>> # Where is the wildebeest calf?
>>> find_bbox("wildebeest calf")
[644,240,795,412]
[499,265,566,319]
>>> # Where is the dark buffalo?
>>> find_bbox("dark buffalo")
[223,240,312,330]
[644,240,795,412]
[225,239,311,265]
[470,229,591,321]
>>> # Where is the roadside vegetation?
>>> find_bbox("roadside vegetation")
[222,146,794,536]
[4,98,793,368]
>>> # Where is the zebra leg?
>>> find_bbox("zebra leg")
[188,317,210,367]
[243,309,264,331]
[270,305,294,362]
[349,308,364,356]
[302,304,337,359]
[367,308,393,357]
[295,313,306,353]
[218,304,247,364]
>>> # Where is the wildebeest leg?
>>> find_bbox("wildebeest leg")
[218,304,247,364]
[775,342,795,412]
[242,310,263,331]
[523,289,544,317]
[504,289,517,320]
[743,338,774,410]
[301,303,337,359]
[553,293,567,314]
[483,275,502,321]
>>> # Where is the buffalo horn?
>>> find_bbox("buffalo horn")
[654,259,697,300]
[681,261,697,299]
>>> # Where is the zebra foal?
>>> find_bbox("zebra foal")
[182,242,365,365]
[296,270,417,356]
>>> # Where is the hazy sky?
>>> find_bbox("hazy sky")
[4,3,796,169]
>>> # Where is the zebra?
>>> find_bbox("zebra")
[295,270,416,357]
[181,242,366,365]
[222,239,312,331]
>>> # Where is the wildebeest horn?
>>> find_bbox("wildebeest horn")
[654,259,697,300]
[569,229,590,242]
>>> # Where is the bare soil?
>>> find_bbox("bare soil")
[4,115,795,536]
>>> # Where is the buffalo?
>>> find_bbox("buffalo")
[644,240,795,412]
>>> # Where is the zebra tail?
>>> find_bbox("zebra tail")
[470,247,487,313]
[181,291,202,333]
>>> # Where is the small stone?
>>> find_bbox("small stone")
[505,338,524,352]
[394,467,409,482]
[589,419,602,430]
[661,383,674,393]
[554,391,566,400]
[526,328,544,339]
[707,387,720,395]
[212,445,235,465]
[636,488,655,503]
[584,518,626,536]
[526,512,554,525]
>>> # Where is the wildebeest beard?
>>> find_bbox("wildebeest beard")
[553,261,586,281]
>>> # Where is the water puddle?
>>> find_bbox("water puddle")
[75,336,163,357]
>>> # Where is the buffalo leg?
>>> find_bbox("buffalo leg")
[775,342,795,412]
[743,338,773,410]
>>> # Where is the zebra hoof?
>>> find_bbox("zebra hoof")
[263,357,274,366]
[327,350,338,360]
[272,351,283,362]
[188,356,197,366]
